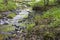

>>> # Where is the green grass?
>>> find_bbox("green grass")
[42,7,60,27]
[42,7,60,19]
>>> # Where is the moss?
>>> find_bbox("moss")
[7,13,16,19]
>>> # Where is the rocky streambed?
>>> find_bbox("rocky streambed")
[0,3,33,40]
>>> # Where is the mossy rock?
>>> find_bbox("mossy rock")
[7,13,16,19]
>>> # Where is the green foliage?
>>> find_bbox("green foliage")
[0,0,16,11]
[29,0,57,7]
[49,0,56,5]
[44,32,55,37]
[7,1,17,10]
[25,6,60,39]
[34,0,44,6]
[43,32,55,40]
[29,0,44,7]
[0,0,3,3]
[7,13,16,19]
[42,7,60,27]
[0,4,7,11]
[0,25,15,32]
[0,0,60,40]
[26,23,35,31]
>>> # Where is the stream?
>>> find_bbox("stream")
[0,2,32,40]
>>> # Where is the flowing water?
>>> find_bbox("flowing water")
[0,3,32,40]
